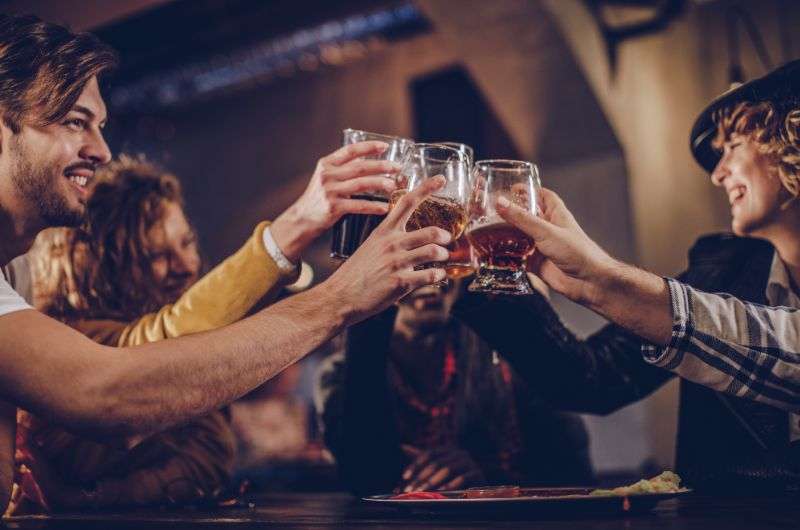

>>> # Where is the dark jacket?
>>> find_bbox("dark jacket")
[453,233,800,494]
[316,307,594,496]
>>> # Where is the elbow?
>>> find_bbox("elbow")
[67,360,153,438]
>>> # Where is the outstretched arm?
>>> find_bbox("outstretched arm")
[0,173,452,438]
[497,190,800,412]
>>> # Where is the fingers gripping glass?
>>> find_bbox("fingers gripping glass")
[466,160,541,295]
[391,144,470,286]
[330,129,413,259]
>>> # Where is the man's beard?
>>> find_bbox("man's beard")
[10,150,84,228]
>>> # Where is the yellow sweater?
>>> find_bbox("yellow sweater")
[16,222,297,510]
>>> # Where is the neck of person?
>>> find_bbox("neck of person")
[0,196,41,268]
[760,207,800,291]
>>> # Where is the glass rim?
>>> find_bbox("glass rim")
[406,143,468,163]
[342,128,413,145]
[435,141,474,151]
[474,159,538,171]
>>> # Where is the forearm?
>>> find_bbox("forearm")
[583,260,674,345]
[0,283,346,437]
[642,279,800,411]
[453,291,670,414]
[585,260,800,410]
[105,284,348,435]
[270,205,319,263]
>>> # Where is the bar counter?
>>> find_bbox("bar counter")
[6,491,800,529]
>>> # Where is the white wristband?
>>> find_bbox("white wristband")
[262,226,298,274]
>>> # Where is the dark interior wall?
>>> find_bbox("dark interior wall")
[106,32,461,276]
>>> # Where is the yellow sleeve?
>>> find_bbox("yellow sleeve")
[118,221,297,347]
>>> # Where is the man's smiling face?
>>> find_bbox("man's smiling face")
[3,76,111,228]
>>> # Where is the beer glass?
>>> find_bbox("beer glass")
[391,144,470,282]
[466,160,541,295]
[436,142,474,166]
[434,142,475,279]
[330,129,413,259]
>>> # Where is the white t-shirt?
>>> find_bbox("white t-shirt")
[0,269,32,317]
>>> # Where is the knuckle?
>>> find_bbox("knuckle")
[388,274,405,291]
[426,245,440,260]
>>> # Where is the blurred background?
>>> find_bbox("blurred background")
[5,0,800,482]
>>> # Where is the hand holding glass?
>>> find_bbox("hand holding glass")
[330,129,413,259]
[391,144,470,282]
[466,160,541,295]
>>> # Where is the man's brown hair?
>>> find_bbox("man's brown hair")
[0,13,117,132]
[31,155,188,321]
[713,101,800,200]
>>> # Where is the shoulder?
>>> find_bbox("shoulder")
[687,232,773,265]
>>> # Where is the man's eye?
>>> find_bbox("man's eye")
[65,118,87,131]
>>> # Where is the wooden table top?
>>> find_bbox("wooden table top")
[5,491,800,529]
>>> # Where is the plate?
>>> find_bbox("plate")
[363,487,691,516]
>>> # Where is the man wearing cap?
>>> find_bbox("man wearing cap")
[454,59,800,492]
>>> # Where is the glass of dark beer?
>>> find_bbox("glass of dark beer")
[330,129,413,260]
[390,144,470,284]
[434,142,475,279]
[466,160,541,295]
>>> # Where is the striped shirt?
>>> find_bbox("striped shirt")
[642,253,800,415]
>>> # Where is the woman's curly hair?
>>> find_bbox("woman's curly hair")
[713,101,800,200]
[31,154,186,321]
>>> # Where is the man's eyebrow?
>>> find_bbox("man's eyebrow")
[71,104,108,125]
[71,105,96,120]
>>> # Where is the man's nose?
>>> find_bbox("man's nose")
[80,130,112,166]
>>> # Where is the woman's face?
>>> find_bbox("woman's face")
[145,200,201,300]
[710,134,786,236]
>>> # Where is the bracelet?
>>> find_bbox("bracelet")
[262,226,298,274]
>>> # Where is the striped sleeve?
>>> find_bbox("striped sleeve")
[642,278,800,412]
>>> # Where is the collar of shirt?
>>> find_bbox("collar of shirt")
[765,251,800,308]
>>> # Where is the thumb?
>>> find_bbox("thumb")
[496,197,557,242]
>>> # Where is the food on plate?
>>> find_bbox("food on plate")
[391,492,447,500]
[463,485,521,499]
[590,471,682,497]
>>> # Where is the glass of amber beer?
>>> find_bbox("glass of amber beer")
[434,142,475,279]
[330,129,413,260]
[466,160,541,295]
[391,144,470,285]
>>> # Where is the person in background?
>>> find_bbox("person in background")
[316,281,593,496]
[454,60,800,493]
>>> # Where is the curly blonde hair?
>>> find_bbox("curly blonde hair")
[713,101,800,199]
[30,154,186,320]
